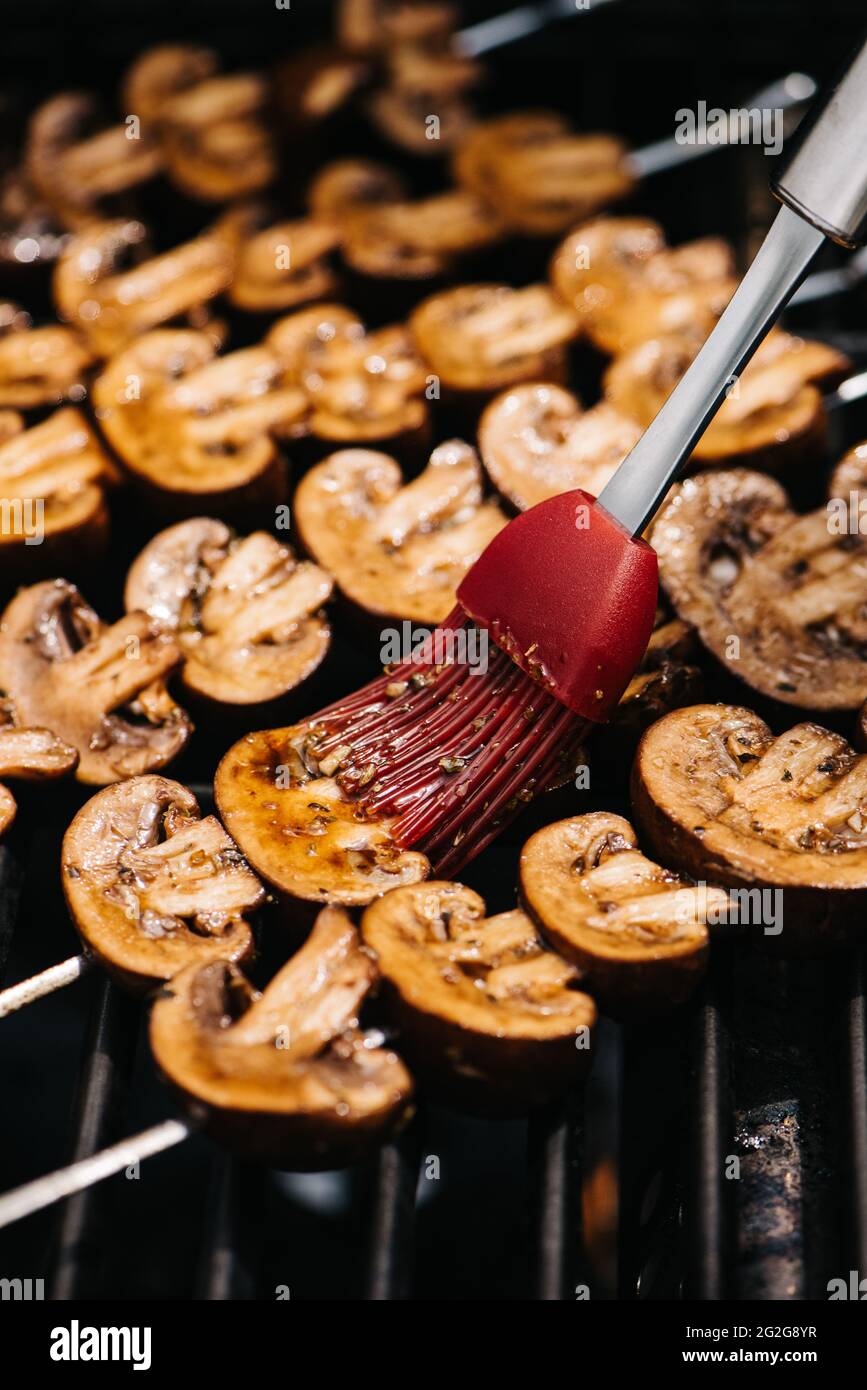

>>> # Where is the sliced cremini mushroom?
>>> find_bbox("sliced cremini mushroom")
[550,216,737,356]
[215,724,429,910]
[0,579,191,784]
[632,704,867,946]
[150,906,413,1167]
[125,518,333,709]
[93,328,303,515]
[0,303,94,410]
[307,158,406,226]
[520,813,725,1015]
[53,215,238,357]
[266,303,428,446]
[294,440,507,624]
[340,188,502,282]
[338,0,457,53]
[651,450,867,709]
[158,71,276,202]
[62,776,262,991]
[0,407,118,573]
[361,880,595,1112]
[122,43,219,126]
[368,38,480,157]
[453,113,635,236]
[410,283,580,394]
[228,215,341,312]
[605,329,849,471]
[0,699,78,836]
[25,93,162,230]
[479,381,641,511]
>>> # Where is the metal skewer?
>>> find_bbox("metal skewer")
[455,0,620,59]
[0,1118,193,1230]
[0,952,91,1018]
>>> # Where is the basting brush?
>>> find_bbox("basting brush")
[302,40,867,878]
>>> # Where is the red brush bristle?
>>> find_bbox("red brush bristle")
[306,607,585,876]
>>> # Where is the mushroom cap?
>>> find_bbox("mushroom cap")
[362,880,595,1112]
[215,723,429,909]
[307,159,406,225]
[0,713,79,836]
[125,518,333,708]
[479,381,641,512]
[54,216,237,357]
[0,408,117,570]
[229,215,341,312]
[63,776,261,991]
[93,329,301,509]
[410,283,579,392]
[340,189,502,281]
[0,314,94,410]
[150,906,413,1167]
[550,216,736,356]
[632,704,867,899]
[605,329,848,469]
[651,451,867,709]
[519,813,720,1015]
[0,579,191,784]
[158,72,276,202]
[454,113,634,236]
[25,92,162,229]
[266,304,428,446]
[293,440,506,624]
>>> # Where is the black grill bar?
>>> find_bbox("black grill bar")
[847,948,867,1276]
[48,978,140,1300]
[365,1120,422,1299]
[197,1157,259,1300]
[528,1088,586,1299]
[685,949,733,1300]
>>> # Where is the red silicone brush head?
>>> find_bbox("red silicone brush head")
[303,491,658,876]
[458,489,658,722]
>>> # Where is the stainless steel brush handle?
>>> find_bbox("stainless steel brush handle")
[772,37,867,248]
[599,37,867,538]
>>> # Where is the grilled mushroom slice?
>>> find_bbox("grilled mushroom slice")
[337,0,457,54]
[274,45,370,133]
[550,216,737,356]
[632,704,867,946]
[54,216,237,357]
[0,579,191,784]
[362,881,595,1112]
[340,189,502,282]
[520,813,724,1015]
[0,701,78,836]
[307,158,406,225]
[228,216,341,312]
[410,283,580,395]
[215,724,429,912]
[0,407,117,574]
[0,304,94,410]
[93,328,303,516]
[479,381,641,511]
[650,450,867,709]
[266,303,428,447]
[294,440,507,624]
[150,906,413,1167]
[453,113,635,236]
[158,72,276,202]
[368,36,480,158]
[125,518,333,710]
[25,93,162,230]
[62,776,262,991]
[122,43,219,125]
[605,329,849,471]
